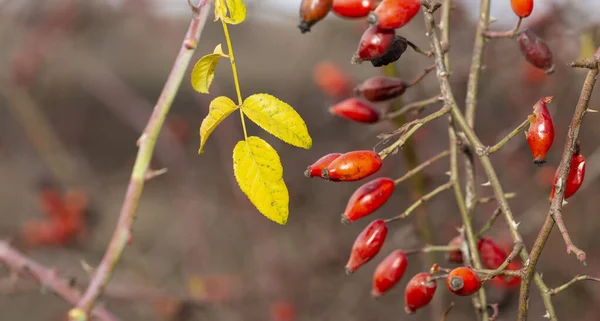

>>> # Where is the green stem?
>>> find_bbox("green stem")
[221,19,248,140]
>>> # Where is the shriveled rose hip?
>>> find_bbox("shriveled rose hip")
[370,35,409,67]
[352,26,396,64]
[404,272,437,314]
[549,151,586,201]
[299,0,333,33]
[354,76,407,102]
[511,0,534,18]
[446,267,482,296]
[526,96,554,166]
[372,250,408,297]
[517,29,555,74]
[367,0,421,30]
[329,98,379,123]
[332,0,375,18]
[322,150,383,181]
[345,219,388,274]
[305,153,342,178]
[446,235,463,264]
[342,177,395,223]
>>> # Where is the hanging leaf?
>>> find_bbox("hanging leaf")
[214,0,246,25]
[198,96,239,154]
[191,44,228,94]
[233,136,289,224]
[242,94,312,149]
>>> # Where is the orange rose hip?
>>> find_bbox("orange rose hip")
[322,150,383,181]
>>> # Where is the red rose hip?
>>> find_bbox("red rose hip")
[299,0,333,33]
[446,235,464,264]
[511,0,534,18]
[446,267,482,296]
[329,98,380,123]
[372,250,408,297]
[322,150,383,181]
[404,272,437,314]
[342,177,395,223]
[351,26,395,64]
[367,0,421,30]
[354,76,407,102]
[332,0,375,18]
[517,29,555,73]
[549,151,586,201]
[526,96,554,165]
[305,153,342,178]
[345,219,388,274]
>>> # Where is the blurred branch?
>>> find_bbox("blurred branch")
[393,150,449,185]
[0,241,118,321]
[69,3,212,319]
[384,182,452,223]
[518,50,600,321]
[549,275,600,296]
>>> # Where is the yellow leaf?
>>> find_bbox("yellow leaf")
[242,94,312,149]
[190,44,228,94]
[214,0,246,24]
[198,96,239,154]
[233,136,289,224]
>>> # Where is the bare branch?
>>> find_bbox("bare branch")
[484,17,522,38]
[550,275,600,296]
[384,182,452,223]
[393,150,450,186]
[384,95,443,119]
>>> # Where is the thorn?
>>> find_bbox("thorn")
[562,199,568,206]
[586,109,598,113]
[543,311,550,319]
[445,171,451,176]
[489,16,498,24]
[481,181,491,187]
[145,168,169,181]
[136,134,147,147]
[510,221,521,230]
[80,260,95,277]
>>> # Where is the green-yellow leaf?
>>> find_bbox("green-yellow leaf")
[198,96,239,154]
[242,94,312,149]
[233,136,289,224]
[190,44,228,94]
[214,0,246,24]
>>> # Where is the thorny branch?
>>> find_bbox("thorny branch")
[68,2,212,319]
[0,241,118,321]
[517,48,600,321]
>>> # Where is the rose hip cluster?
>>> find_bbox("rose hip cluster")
[299,0,421,67]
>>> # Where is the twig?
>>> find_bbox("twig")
[408,64,436,87]
[421,2,556,319]
[517,52,599,321]
[384,95,442,119]
[384,182,453,223]
[0,241,118,321]
[378,106,450,159]
[69,3,212,319]
[484,119,530,155]
[405,244,460,255]
[549,275,600,296]
[477,193,516,204]
[393,150,450,185]
[481,241,524,281]
[484,17,522,38]
[477,208,502,236]
[475,269,523,278]
[407,40,433,57]
[440,302,455,321]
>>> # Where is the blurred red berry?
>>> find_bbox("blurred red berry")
[354,76,407,102]
[329,98,380,123]
[446,235,464,264]
[312,61,353,98]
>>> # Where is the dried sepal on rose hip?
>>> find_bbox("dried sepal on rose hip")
[332,0,375,18]
[404,272,437,314]
[511,0,534,18]
[354,76,407,102]
[372,250,408,297]
[549,149,586,201]
[517,29,555,74]
[526,96,554,166]
[345,219,388,274]
[299,0,333,33]
[305,153,342,178]
[342,177,395,224]
[322,150,383,182]
[446,267,482,296]
[367,0,421,31]
[329,98,380,124]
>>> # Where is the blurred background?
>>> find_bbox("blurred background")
[0,0,600,320]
